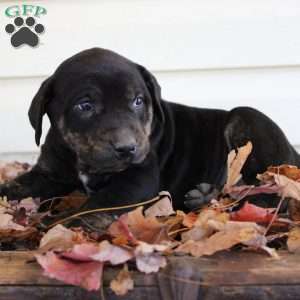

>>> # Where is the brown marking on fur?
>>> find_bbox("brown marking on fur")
[145,106,153,137]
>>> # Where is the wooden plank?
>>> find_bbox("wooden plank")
[0,286,161,300]
[157,251,300,299]
[0,251,157,287]
[0,251,300,299]
[0,285,300,300]
[160,251,300,286]
[158,286,300,300]
[1,251,300,286]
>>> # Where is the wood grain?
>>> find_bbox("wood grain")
[0,251,299,299]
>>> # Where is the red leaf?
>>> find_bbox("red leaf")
[35,252,103,291]
[61,243,100,262]
[108,207,171,244]
[108,214,137,244]
[230,201,275,223]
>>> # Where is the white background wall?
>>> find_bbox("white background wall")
[0,0,300,154]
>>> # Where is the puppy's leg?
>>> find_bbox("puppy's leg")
[86,158,160,210]
[185,107,300,209]
[0,140,79,201]
[224,107,300,207]
[77,157,160,230]
[0,166,77,201]
[225,107,300,181]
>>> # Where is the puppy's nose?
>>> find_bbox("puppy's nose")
[113,143,137,159]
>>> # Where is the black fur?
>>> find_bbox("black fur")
[1,48,299,210]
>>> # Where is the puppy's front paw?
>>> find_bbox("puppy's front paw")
[0,183,9,198]
[0,181,25,201]
[185,183,219,210]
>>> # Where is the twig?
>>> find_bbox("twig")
[41,195,86,206]
[100,285,106,300]
[266,232,288,242]
[264,195,285,236]
[168,228,189,237]
[264,168,291,236]
[212,186,254,210]
[47,195,161,229]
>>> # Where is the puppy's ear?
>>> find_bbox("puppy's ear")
[28,77,53,146]
[136,64,165,126]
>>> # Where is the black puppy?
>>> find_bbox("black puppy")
[1,48,299,210]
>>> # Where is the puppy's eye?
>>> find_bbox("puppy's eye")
[74,100,95,113]
[133,96,144,108]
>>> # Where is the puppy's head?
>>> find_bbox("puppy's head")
[28,48,164,175]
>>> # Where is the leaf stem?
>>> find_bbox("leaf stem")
[48,195,161,229]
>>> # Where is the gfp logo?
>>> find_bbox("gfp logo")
[4,5,47,48]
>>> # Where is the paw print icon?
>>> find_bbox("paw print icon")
[5,16,45,48]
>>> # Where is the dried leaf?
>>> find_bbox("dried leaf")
[108,196,174,245]
[110,265,134,296]
[227,184,280,199]
[0,213,27,231]
[194,209,229,227]
[13,207,27,226]
[134,241,168,254]
[181,226,211,242]
[108,214,136,245]
[62,243,100,261]
[11,198,40,226]
[213,220,265,233]
[136,252,167,274]
[257,172,300,201]
[90,241,133,265]
[35,252,103,291]
[223,142,253,192]
[0,197,41,232]
[258,168,300,201]
[144,192,174,218]
[0,161,31,183]
[0,227,38,242]
[176,221,265,257]
[17,197,40,214]
[126,207,171,244]
[53,191,88,212]
[134,241,168,274]
[180,209,229,242]
[230,202,275,223]
[268,165,300,181]
[274,175,300,201]
[177,211,197,228]
[161,214,184,231]
[287,227,300,253]
[288,199,300,221]
[39,224,77,252]
[36,237,133,291]
[112,235,129,246]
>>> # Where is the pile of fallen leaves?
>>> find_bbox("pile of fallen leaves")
[0,161,30,183]
[2,142,300,295]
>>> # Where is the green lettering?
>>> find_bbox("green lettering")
[23,5,35,16]
[5,5,20,17]
[35,6,47,17]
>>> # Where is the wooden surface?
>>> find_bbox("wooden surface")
[0,251,300,299]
